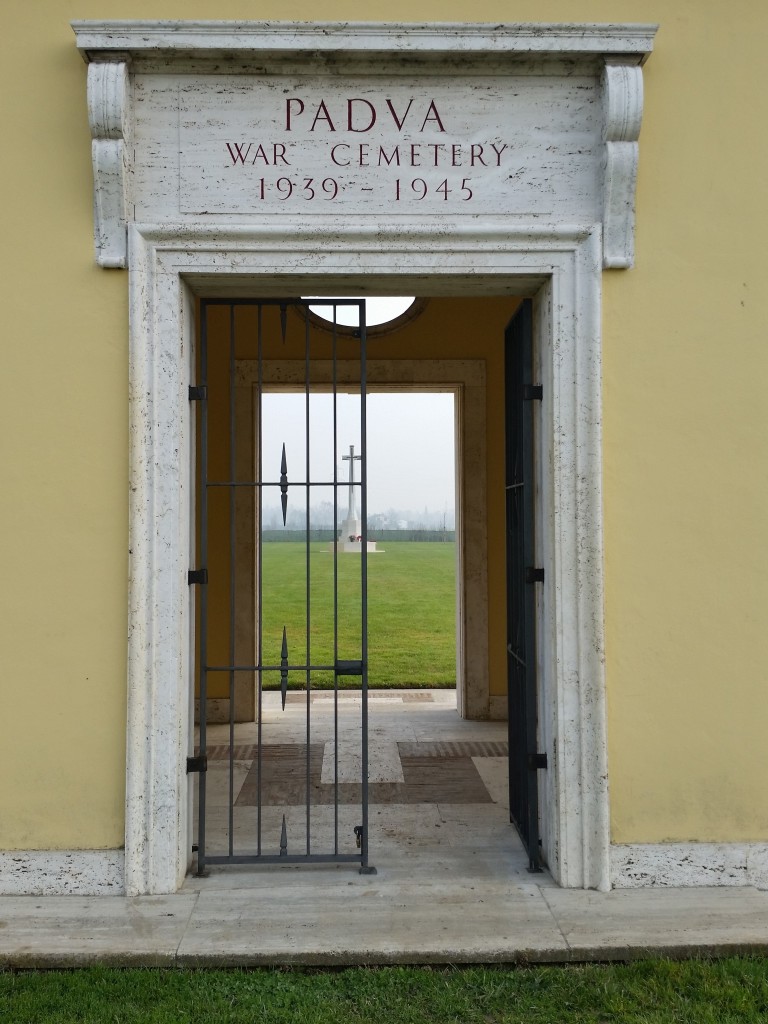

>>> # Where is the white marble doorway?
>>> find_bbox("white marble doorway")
[125,225,609,895]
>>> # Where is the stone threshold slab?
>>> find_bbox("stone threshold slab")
[2,884,768,968]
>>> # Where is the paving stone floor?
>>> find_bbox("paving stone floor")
[193,688,539,880]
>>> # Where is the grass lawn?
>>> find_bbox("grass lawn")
[2,960,768,1022]
[260,541,456,688]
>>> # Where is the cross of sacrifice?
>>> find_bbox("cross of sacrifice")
[342,444,362,529]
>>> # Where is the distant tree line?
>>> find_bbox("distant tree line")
[261,503,455,532]
[262,529,455,543]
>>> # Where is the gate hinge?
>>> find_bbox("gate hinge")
[524,385,543,401]
[336,660,364,676]
[188,568,208,585]
[188,385,208,401]
[528,752,548,770]
[525,567,545,584]
[186,755,208,774]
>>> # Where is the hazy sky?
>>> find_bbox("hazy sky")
[261,391,455,514]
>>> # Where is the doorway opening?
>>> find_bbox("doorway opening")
[191,294,542,881]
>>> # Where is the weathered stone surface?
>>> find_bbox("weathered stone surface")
[73,22,657,272]
[542,886,768,960]
[3,883,768,967]
[175,880,567,965]
[612,842,768,890]
[0,895,197,968]
[0,851,125,897]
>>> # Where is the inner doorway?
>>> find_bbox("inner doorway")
[258,387,459,694]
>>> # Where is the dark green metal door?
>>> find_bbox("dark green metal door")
[504,299,544,871]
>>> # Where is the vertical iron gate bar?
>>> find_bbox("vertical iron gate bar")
[359,305,372,872]
[304,312,312,854]
[332,312,339,854]
[228,304,236,858]
[256,304,263,857]
[194,298,370,872]
[196,305,209,876]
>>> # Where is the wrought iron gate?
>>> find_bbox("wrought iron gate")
[504,299,545,871]
[191,298,374,874]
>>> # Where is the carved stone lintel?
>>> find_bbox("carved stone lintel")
[87,61,131,268]
[75,25,655,274]
[602,63,644,270]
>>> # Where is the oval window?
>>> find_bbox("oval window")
[302,296,425,334]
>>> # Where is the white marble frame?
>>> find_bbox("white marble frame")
[125,219,608,895]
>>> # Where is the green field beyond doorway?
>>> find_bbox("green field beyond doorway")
[260,541,456,688]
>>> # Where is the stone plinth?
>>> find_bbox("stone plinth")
[339,516,362,542]
[334,539,381,554]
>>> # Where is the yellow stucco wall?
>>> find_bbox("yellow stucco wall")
[1,1,766,850]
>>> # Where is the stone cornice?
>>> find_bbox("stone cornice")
[73,21,656,66]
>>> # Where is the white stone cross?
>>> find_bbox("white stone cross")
[341,444,362,523]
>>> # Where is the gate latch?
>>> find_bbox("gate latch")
[525,567,545,584]
[186,755,208,774]
[528,752,548,771]
[354,825,364,849]
[336,660,364,677]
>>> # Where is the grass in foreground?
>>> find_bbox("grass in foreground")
[260,541,456,687]
[2,960,768,1023]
